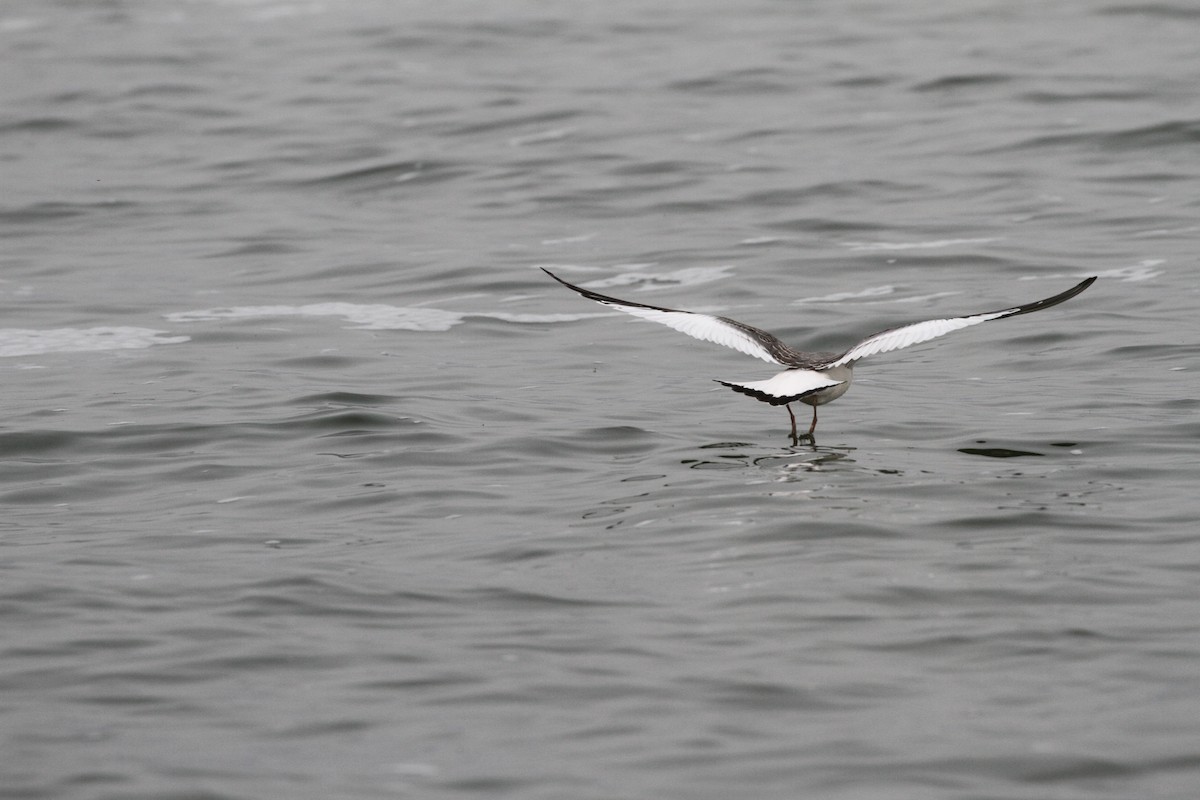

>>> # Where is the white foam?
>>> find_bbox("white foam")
[792,285,895,304]
[540,234,596,245]
[578,265,736,291]
[166,303,464,331]
[165,303,606,332]
[885,291,961,305]
[0,327,189,358]
[1094,260,1163,282]
[739,236,792,245]
[1018,261,1162,283]
[842,237,1001,252]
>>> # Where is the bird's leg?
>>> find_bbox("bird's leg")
[786,404,798,446]
[808,404,818,436]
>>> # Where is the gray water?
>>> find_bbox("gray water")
[4,1,1200,798]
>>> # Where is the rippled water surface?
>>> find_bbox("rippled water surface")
[4,1,1200,798]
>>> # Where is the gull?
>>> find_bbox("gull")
[543,269,1096,443]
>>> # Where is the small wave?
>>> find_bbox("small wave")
[540,234,596,245]
[296,160,470,192]
[668,67,794,96]
[912,73,1012,92]
[1100,3,1200,18]
[998,120,1200,153]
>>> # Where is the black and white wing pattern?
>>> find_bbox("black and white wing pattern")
[542,269,802,367]
[823,276,1097,368]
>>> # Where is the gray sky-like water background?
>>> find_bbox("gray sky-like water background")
[3,1,1200,798]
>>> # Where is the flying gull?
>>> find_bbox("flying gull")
[544,269,1096,443]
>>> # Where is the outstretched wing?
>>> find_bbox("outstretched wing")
[824,276,1097,368]
[543,268,800,366]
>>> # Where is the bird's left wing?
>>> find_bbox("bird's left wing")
[824,276,1097,368]
[543,268,798,366]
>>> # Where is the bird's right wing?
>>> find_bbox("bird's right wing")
[825,276,1097,368]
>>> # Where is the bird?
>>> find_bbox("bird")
[543,268,1096,444]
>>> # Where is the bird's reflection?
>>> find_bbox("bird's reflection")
[682,439,856,472]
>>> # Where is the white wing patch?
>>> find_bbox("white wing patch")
[591,301,783,365]
[828,311,1009,367]
[825,276,1097,367]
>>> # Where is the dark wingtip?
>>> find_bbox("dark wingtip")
[1051,275,1098,305]
[541,267,592,296]
[541,267,690,314]
[1004,275,1097,319]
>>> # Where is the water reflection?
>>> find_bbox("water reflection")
[682,440,857,473]
[958,439,1083,458]
[958,446,1045,458]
